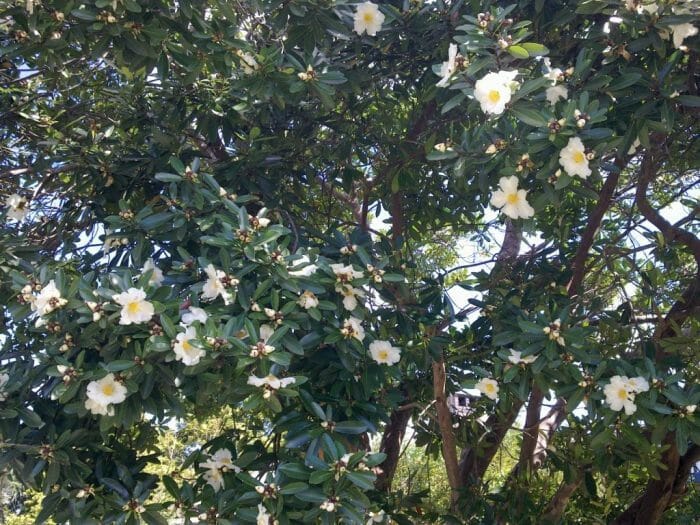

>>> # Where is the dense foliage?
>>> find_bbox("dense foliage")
[0,0,698,523]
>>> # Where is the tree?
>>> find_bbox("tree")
[0,0,698,523]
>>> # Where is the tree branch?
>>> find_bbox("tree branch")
[432,356,462,507]
[567,156,628,297]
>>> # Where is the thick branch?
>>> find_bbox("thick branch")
[541,471,583,524]
[375,407,412,492]
[458,402,523,484]
[317,175,364,226]
[612,436,680,525]
[433,358,462,506]
[531,397,568,468]
[515,386,545,476]
[567,156,627,297]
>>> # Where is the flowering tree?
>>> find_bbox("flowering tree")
[1,0,699,523]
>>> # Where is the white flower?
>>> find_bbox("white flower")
[369,340,401,365]
[670,23,697,49]
[603,375,639,415]
[507,350,537,365]
[288,255,318,277]
[141,259,164,287]
[625,0,658,14]
[84,398,114,416]
[86,373,127,410]
[489,176,535,220]
[475,378,499,400]
[353,2,384,36]
[0,373,9,401]
[624,376,650,394]
[544,67,563,83]
[298,290,319,309]
[341,317,365,341]
[249,214,271,230]
[436,43,458,88]
[237,50,259,75]
[257,504,273,525]
[559,137,592,179]
[200,449,239,472]
[181,307,208,326]
[474,70,519,115]
[113,288,154,325]
[337,284,364,311]
[259,324,275,342]
[330,263,364,282]
[320,499,337,512]
[545,85,568,106]
[203,467,224,491]
[32,280,68,315]
[247,374,296,390]
[201,264,233,305]
[173,326,205,366]
[367,510,386,524]
[5,194,29,221]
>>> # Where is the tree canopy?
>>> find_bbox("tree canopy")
[0,0,699,523]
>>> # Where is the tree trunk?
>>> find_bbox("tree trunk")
[433,358,462,508]
[458,401,523,485]
[541,472,583,524]
[374,405,413,492]
[514,386,545,477]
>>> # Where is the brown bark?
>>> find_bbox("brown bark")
[614,443,700,525]
[566,156,628,297]
[374,407,413,492]
[541,472,584,524]
[458,401,524,484]
[433,358,462,507]
[531,397,568,469]
[516,386,545,476]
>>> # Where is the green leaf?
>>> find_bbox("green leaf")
[510,106,549,127]
[333,421,367,434]
[676,95,700,108]
[279,481,309,495]
[155,172,182,183]
[279,463,310,481]
[104,360,136,372]
[507,45,530,59]
[308,470,333,485]
[139,212,172,230]
[520,43,549,57]
[345,471,376,490]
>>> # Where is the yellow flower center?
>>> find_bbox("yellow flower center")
[488,90,501,103]
[573,151,585,164]
[506,193,519,204]
[363,12,374,23]
[485,384,495,393]
[127,301,141,315]
[378,350,389,361]
[617,388,628,400]
[182,340,193,352]
[102,384,114,396]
